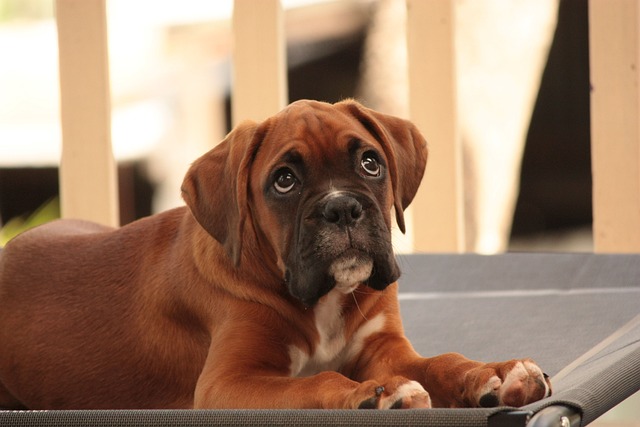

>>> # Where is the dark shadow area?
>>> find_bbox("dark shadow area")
[511,0,591,238]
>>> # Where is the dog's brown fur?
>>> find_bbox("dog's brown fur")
[0,100,550,410]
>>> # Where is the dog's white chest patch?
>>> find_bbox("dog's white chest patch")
[288,290,385,377]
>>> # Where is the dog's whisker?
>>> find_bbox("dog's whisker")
[351,291,368,321]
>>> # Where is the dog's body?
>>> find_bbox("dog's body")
[0,100,550,410]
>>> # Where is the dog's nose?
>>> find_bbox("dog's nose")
[323,196,363,226]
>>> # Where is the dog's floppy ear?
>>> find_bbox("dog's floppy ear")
[181,120,265,265]
[338,100,428,233]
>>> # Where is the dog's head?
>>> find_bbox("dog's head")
[182,100,427,306]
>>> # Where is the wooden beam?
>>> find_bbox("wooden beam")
[56,0,119,227]
[232,0,287,125]
[406,0,464,252]
[589,0,640,252]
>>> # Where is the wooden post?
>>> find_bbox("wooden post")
[232,0,287,125]
[406,0,464,252]
[589,0,640,252]
[56,0,119,227]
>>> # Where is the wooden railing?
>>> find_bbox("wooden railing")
[56,0,119,227]
[54,0,640,253]
[589,0,640,253]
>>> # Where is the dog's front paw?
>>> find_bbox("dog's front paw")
[464,359,551,407]
[357,377,431,409]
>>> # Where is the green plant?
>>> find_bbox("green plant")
[0,197,60,247]
[0,0,53,23]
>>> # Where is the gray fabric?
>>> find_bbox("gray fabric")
[522,314,640,425]
[397,253,640,292]
[398,253,640,426]
[0,408,498,427]
[1,252,638,426]
[398,253,640,376]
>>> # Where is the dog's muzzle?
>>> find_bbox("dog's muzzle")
[284,192,400,307]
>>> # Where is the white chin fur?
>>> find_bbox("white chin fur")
[329,256,373,293]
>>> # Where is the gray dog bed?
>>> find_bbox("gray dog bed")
[1,252,638,426]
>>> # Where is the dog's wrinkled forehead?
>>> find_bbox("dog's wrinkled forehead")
[257,100,383,170]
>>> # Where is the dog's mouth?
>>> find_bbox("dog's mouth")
[328,249,374,294]
[284,247,392,307]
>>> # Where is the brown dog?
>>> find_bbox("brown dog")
[0,100,550,410]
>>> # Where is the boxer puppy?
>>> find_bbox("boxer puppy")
[0,100,551,410]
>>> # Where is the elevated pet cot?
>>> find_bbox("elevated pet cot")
[1,252,638,427]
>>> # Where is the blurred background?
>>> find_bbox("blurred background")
[0,0,592,253]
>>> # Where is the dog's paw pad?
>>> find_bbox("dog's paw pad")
[476,375,502,407]
[358,396,379,409]
[389,398,405,409]
[358,386,385,409]
[478,392,500,408]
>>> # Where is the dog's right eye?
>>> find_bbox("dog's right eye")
[273,169,298,194]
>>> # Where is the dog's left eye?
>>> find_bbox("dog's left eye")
[360,152,381,177]
[274,169,298,194]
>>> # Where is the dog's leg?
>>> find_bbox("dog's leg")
[352,335,551,408]
[409,353,551,408]
[192,324,430,410]
[194,370,430,409]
